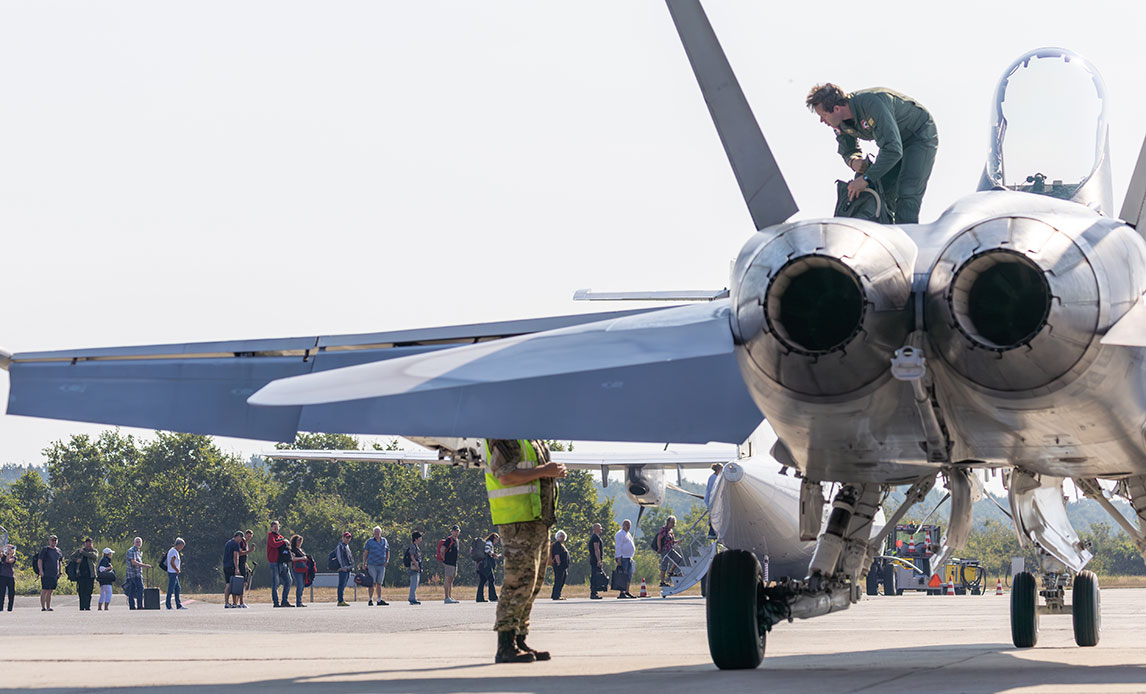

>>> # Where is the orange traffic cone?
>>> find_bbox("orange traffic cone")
[946,580,955,596]
[639,578,648,598]
[996,578,1004,595]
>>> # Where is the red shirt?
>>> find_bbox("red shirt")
[266,531,286,562]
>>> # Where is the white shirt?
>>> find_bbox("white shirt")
[614,529,635,559]
[166,547,180,574]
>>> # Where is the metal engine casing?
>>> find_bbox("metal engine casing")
[730,219,916,398]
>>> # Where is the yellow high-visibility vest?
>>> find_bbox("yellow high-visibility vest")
[485,439,543,525]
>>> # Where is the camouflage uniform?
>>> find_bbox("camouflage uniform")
[488,439,556,636]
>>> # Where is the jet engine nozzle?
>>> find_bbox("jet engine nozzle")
[731,219,916,397]
[925,216,1100,391]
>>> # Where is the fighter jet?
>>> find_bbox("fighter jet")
[5,0,1146,671]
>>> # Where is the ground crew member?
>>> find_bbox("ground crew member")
[807,83,938,224]
[484,438,566,664]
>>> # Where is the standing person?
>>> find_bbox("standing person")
[222,531,243,609]
[37,535,63,612]
[704,463,723,539]
[587,523,605,600]
[165,538,186,610]
[0,544,16,612]
[484,438,565,664]
[266,521,292,608]
[238,530,254,608]
[335,531,354,607]
[656,516,681,588]
[806,83,938,224]
[405,531,423,605]
[441,524,461,604]
[614,519,636,599]
[71,538,98,611]
[289,535,308,608]
[124,537,150,610]
[362,527,389,607]
[96,548,116,611]
[549,531,568,601]
[476,533,500,603]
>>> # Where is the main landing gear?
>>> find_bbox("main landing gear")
[706,477,934,670]
[1009,567,1100,648]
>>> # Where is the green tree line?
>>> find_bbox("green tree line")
[0,431,617,592]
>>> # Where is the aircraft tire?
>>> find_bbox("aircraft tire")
[1072,570,1101,647]
[881,564,897,596]
[1011,571,1038,648]
[865,561,880,596]
[706,549,765,670]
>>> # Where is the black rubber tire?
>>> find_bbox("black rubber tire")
[866,561,880,596]
[706,549,765,670]
[1011,571,1039,648]
[1072,570,1101,647]
[881,563,897,596]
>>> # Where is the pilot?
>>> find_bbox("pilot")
[806,83,938,224]
[484,438,567,664]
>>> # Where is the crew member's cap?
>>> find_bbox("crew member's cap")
[450,524,460,531]
[83,537,93,543]
[342,531,352,538]
[102,547,115,555]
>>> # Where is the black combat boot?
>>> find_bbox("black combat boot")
[494,631,535,664]
[516,634,551,661]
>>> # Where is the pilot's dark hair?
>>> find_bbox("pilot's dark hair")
[806,83,848,112]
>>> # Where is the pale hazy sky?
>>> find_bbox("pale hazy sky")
[2,1,1145,468]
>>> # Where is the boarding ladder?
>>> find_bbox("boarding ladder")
[660,509,719,597]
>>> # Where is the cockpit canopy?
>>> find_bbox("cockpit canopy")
[980,48,1112,214]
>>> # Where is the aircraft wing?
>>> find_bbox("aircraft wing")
[248,300,762,444]
[260,448,738,469]
[3,307,668,442]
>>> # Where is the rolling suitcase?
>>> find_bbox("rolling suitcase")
[142,568,161,610]
[143,587,161,610]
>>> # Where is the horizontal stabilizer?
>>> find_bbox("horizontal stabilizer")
[573,288,729,302]
[4,308,665,442]
[251,301,762,444]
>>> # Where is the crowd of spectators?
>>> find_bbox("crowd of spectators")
[0,514,675,610]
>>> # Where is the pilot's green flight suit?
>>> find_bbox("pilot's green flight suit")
[836,88,938,224]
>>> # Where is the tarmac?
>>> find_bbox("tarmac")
[1,588,1145,693]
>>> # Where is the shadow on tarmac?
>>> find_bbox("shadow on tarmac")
[15,644,1146,694]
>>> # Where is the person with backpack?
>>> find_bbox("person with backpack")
[475,533,499,603]
[587,523,606,600]
[266,521,292,608]
[36,535,63,612]
[164,538,186,610]
[437,524,461,604]
[335,531,354,607]
[238,530,255,608]
[70,537,99,611]
[362,527,389,606]
[96,548,116,611]
[289,534,309,607]
[404,531,423,605]
[655,516,682,587]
